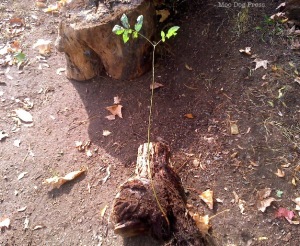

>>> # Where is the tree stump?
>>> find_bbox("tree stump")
[55,0,155,81]
[111,142,205,245]
[285,0,300,23]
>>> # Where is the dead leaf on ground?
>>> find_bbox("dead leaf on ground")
[100,205,108,218]
[43,168,86,188]
[13,139,21,147]
[56,67,66,75]
[185,63,193,71]
[295,77,300,85]
[105,115,115,120]
[191,213,211,236]
[24,217,29,230]
[15,108,33,123]
[275,207,298,224]
[0,218,10,229]
[275,168,285,178]
[150,82,164,90]
[294,197,300,211]
[106,105,123,120]
[32,224,45,230]
[103,130,111,136]
[0,131,8,141]
[199,189,214,210]
[184,113,194,119]
[230,122,239,135]
[256,188,276,212]
[102,166,111,184]
[17,206,27,212]
[75,140,91,152]
[113,96,121,104]
[239,47,251,55]
[33,39,52,55]
[86,149,93,157]
[17,172,28,180]
[156,9,170,22]
[253,58,269,70]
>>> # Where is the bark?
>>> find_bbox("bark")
[111,142,205,245]
[55,0,155,81]
[285,0,300,22]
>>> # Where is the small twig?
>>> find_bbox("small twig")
[22,144,31,163]
[209,209,230,220]
[176,159,190,173]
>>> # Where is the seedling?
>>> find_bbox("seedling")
[112,14,180,226]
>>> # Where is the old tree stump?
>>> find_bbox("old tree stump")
[55,0,155,81]
[111,142,206,245]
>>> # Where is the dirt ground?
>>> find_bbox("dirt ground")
[0,0,300,245]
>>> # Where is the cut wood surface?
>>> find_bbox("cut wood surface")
[55,0,155,81]
[111,142,205,245]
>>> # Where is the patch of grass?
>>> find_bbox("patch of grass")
[255,16,285,43]
[234,7,250,36]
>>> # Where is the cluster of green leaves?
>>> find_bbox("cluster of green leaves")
[112,14,179,44]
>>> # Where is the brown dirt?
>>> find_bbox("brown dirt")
[0,0,300,245]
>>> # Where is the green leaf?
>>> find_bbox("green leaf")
[122,30,130,43]
[134,15,143,32]
[132,31,138,39]
[166,26,180,39]
[276,190,283,198]
[14,52,26,62]
[121,14,130,29]
[112,25,125,35]
[161,31,166,42]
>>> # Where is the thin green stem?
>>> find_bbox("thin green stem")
[144,41,170,226]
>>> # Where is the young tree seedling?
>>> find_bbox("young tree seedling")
[112,14,180,227]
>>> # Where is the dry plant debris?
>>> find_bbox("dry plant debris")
[43,168,86,188]
[199,189,214,210]
[0,218,10,230]
[256,188,276,212]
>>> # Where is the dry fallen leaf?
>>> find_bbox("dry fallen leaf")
[230,122,239,135]
[100,205,108,218]
[24,217,29,230]
[33,39,52,55]
[276,207,294,220]
[13,139,21,147]
[0,131,8,141]
[184,113,194,119]
[56,67,66,75]
[0,217,10,229]
[150,82,164,90]
[106,105,123,119]
[191,213,210,236]
[275,168,285,178]
[32,225,45,230]
[86,149,93,157]
[185,63,193,71]
[239,47,251,55]
[156,9,170,22]
[17,172,28,180]
[15,108,33,123]
[17,206,27,212]
[105,115,115,121]
[43,168,86,188]
[294,197,300,211]
[103,130,111,136]
[102,166,111,184]
[199,189,214,210]
[253,58,269,70]
[113,96,121,104]
[256,188,276,212]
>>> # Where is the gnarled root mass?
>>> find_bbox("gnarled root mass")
[111,142,205,245]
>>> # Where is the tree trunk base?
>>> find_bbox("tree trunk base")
[55,0,155,81]
[111,142,205,245]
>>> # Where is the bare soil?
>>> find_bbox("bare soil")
[0,0,300,245]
